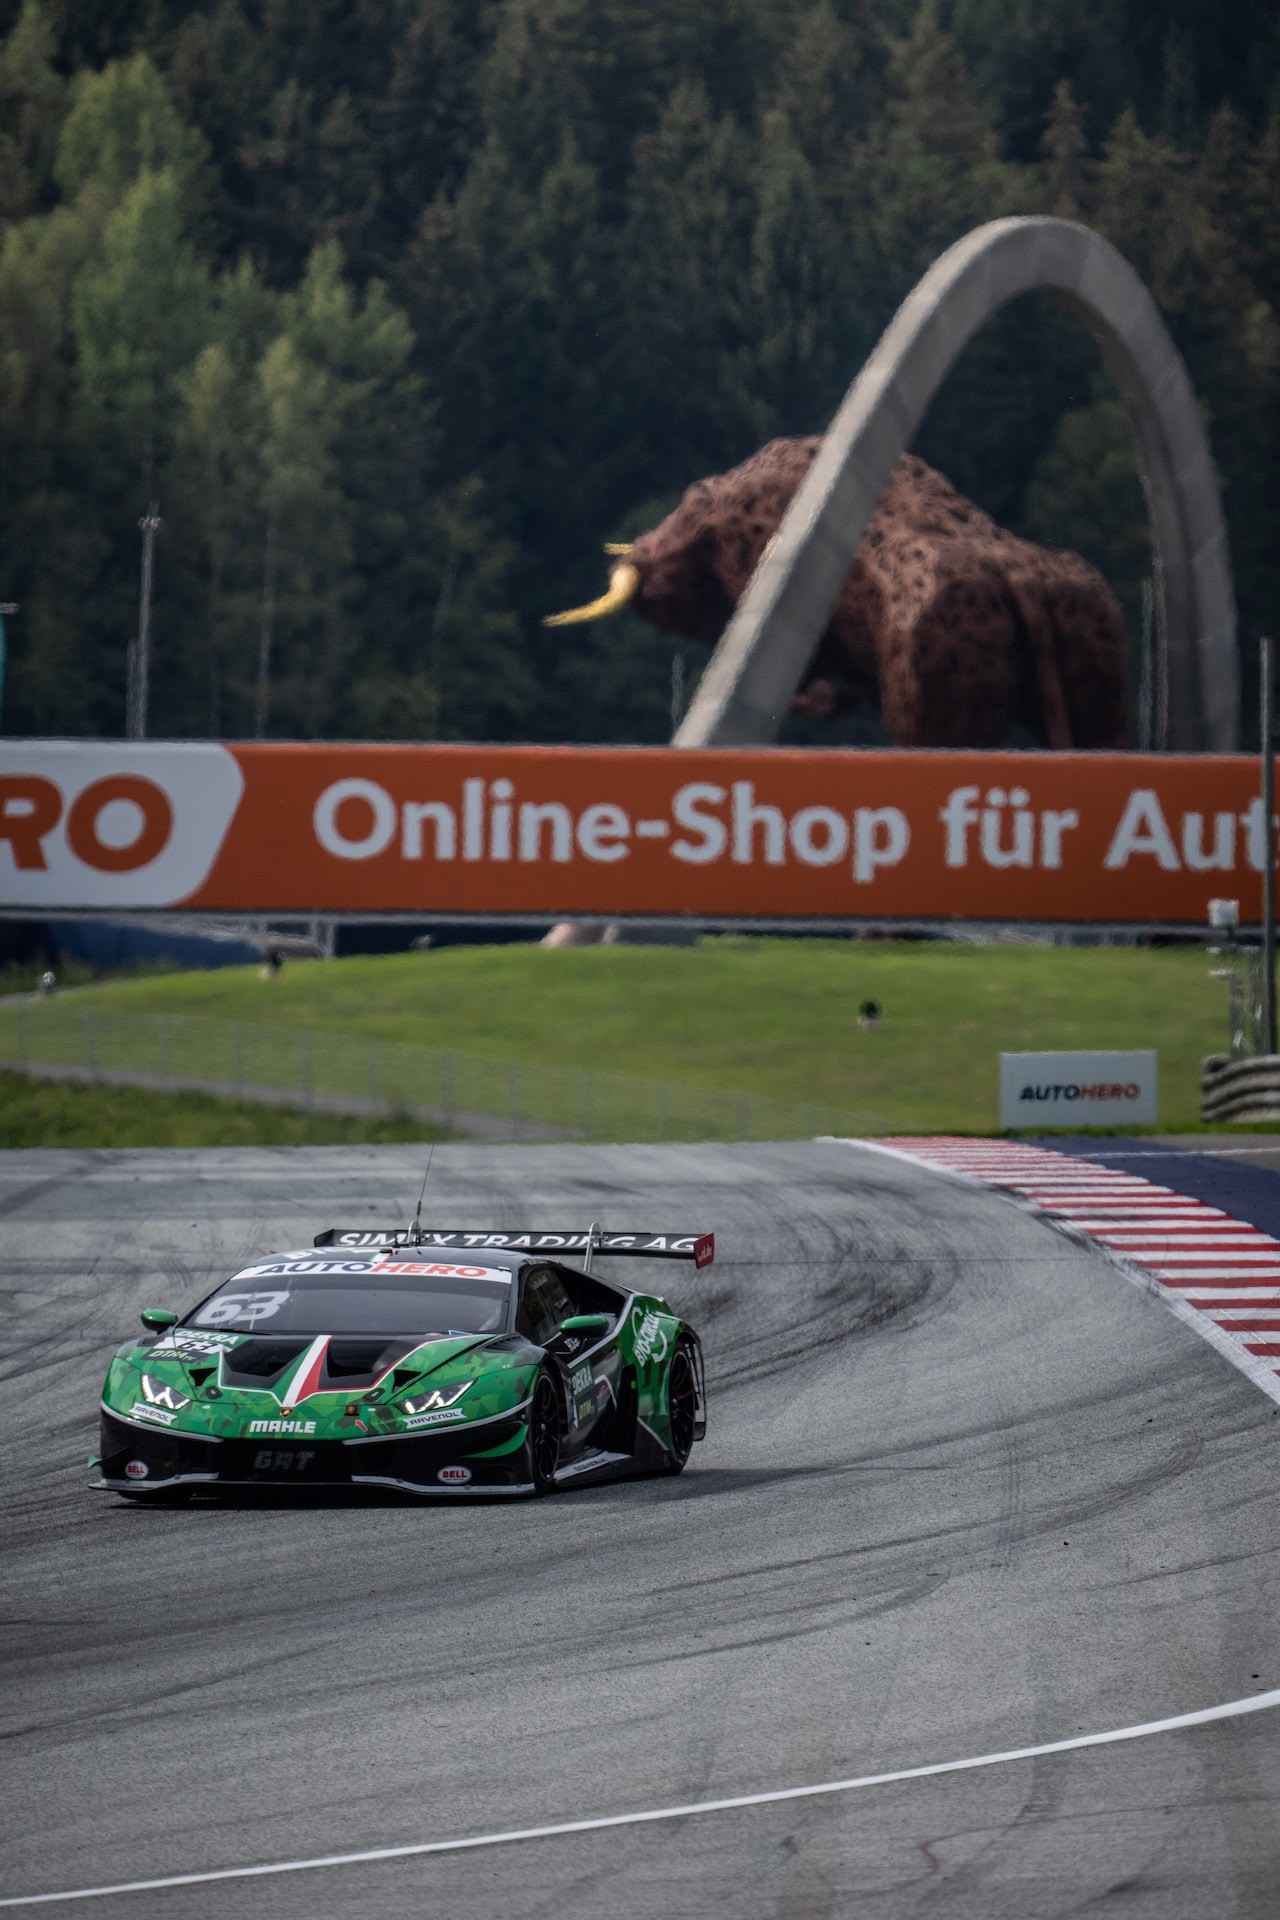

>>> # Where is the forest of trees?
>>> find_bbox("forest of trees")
[0,0,1276,746]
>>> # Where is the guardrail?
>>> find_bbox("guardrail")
[0,1001,883,1144]
[1200,1052,1280,1125]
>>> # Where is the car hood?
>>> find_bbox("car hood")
[103,1328,532,1443]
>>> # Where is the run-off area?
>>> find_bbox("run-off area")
[0,1139,1276,1917]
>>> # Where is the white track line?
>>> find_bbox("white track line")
[3,1688,1278,1910]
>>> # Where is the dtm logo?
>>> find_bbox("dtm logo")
[0,745,243,909]
[437,1466,472,1485]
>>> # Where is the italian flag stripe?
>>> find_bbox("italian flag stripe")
[279,1335,330,1406]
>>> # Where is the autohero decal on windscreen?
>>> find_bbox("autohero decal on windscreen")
[234,1259,378,1278]
[369,1259,509,1279]
[188,1260,515,1338]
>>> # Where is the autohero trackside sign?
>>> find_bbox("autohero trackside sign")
[1000,1051,1158,1128]
[0,742,1276,925]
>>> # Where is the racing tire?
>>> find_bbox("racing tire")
[662,1342,698,1475]
[527,1367,562,1496]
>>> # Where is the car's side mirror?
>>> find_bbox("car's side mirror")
[140,1308,179,1333]
[558,1313,611,1339]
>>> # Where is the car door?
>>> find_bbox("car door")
[518,1264,621,1460]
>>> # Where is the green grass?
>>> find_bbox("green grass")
[0,1071,451,1150]
[35,936,1230,1133]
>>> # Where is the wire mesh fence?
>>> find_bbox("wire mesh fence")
[0,1000,885,1144]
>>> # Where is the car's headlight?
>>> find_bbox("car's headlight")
[401,1379,473,1416]
[139,1374,190,1413]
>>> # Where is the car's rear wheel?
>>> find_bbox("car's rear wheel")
[664,1343,698,1474]
[527,1368,561,1495]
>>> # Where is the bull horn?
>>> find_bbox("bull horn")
[543,561,640,627]
[603,542,633,555]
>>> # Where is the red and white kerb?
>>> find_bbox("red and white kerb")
[861,1137,1280,1409]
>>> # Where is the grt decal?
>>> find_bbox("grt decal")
[0,744,243,909]
[5,743,1277,924]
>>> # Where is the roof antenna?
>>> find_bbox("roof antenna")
[410,1142,437,1247]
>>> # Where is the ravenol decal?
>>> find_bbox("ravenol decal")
[405,1409,467,1429]
[129,1401,176,1427]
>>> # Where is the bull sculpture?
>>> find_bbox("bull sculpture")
[546,436,1129,748]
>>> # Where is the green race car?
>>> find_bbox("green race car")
[94,1225,710,1499]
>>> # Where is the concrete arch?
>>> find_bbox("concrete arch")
[674,217,1238,753]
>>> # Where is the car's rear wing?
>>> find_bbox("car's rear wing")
[314,1226,714,1269]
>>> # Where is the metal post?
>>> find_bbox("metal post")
[1262,637,1276,1055]
[128,505,161,740]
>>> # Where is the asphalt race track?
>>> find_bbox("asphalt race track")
[2,1140,1278,1916]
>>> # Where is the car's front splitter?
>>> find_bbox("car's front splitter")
[97,1407,534,1495]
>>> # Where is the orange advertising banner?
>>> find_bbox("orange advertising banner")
[0,741,1273,925]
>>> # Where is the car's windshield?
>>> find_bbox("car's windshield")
[188,1256,511,1336]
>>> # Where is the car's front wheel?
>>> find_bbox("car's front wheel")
[527,1368,561,1495]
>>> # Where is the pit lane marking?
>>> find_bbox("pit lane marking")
[2,1687,1277,1908]
[849,1136,1280,1407]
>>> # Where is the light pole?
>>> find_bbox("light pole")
[0,602,16,731]
[127,503,161,739]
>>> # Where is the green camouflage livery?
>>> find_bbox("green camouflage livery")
[95,1227,709,1498]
